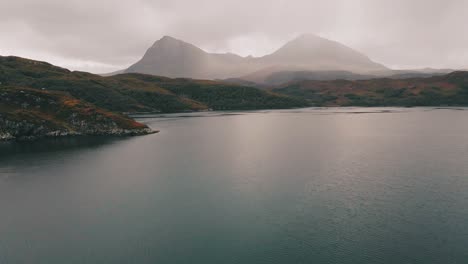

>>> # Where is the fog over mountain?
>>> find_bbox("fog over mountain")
[126,36,254,79]
[125,34,388,80]
[1,0,468,73]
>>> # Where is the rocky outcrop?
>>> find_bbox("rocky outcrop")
[0,116,155,141]
[0,87,156,141]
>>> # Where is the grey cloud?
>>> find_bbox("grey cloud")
[0,0,467,73]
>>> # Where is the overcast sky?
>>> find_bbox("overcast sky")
[1,0,467,73]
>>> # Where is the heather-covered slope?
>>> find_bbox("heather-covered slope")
[0,56,208,113]
[272,71,468,106]
[0,56,308,113]
[0,87,153,141]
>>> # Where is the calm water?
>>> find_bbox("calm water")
[1,107,468,264]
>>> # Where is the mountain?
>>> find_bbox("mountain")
[124,34,389,80]
[272,71,468,106]
[0,55,307,140]
[126,36,256,79]
[252,34,387,75]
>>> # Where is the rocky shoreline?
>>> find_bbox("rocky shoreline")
[0,117,158,142]
[0,128,158,142]
[0,87,159,142]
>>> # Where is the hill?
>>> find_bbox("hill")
[261,70,376,85]
[272,71,468,106]
[0,56,307,113]
[0,86,153,141]
[237,68,457,86]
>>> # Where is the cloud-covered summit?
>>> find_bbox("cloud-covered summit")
[125,34,387,80]
[1,0,467,73]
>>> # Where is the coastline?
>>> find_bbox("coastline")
[0,127,158,142]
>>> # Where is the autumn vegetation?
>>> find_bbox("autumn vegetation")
[272,71,468,106]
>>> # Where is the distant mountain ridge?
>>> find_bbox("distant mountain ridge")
[124,34,389,80]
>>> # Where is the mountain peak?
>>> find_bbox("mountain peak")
[152,35,188,47]
[280,34,335,51]
[159,35,180,42]
[127,35,208,78]
[263,33,389,73]
[147,35,204,54]
[294,33,323,41]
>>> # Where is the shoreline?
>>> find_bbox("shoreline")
[0,128,159,142]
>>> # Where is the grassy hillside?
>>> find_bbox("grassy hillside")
[0,86,153,141]
[0,56,308,113]
[272,72,468,106]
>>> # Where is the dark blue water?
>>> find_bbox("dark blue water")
[1,107,468,264]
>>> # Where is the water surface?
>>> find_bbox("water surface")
[1,107,468,263]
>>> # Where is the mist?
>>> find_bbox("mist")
[1,0,467,73]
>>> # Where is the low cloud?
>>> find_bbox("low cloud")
[1,0,467,72]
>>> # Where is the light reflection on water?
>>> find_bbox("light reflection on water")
[1,107,468,264]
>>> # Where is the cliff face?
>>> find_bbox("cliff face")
[0,87,154,141]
